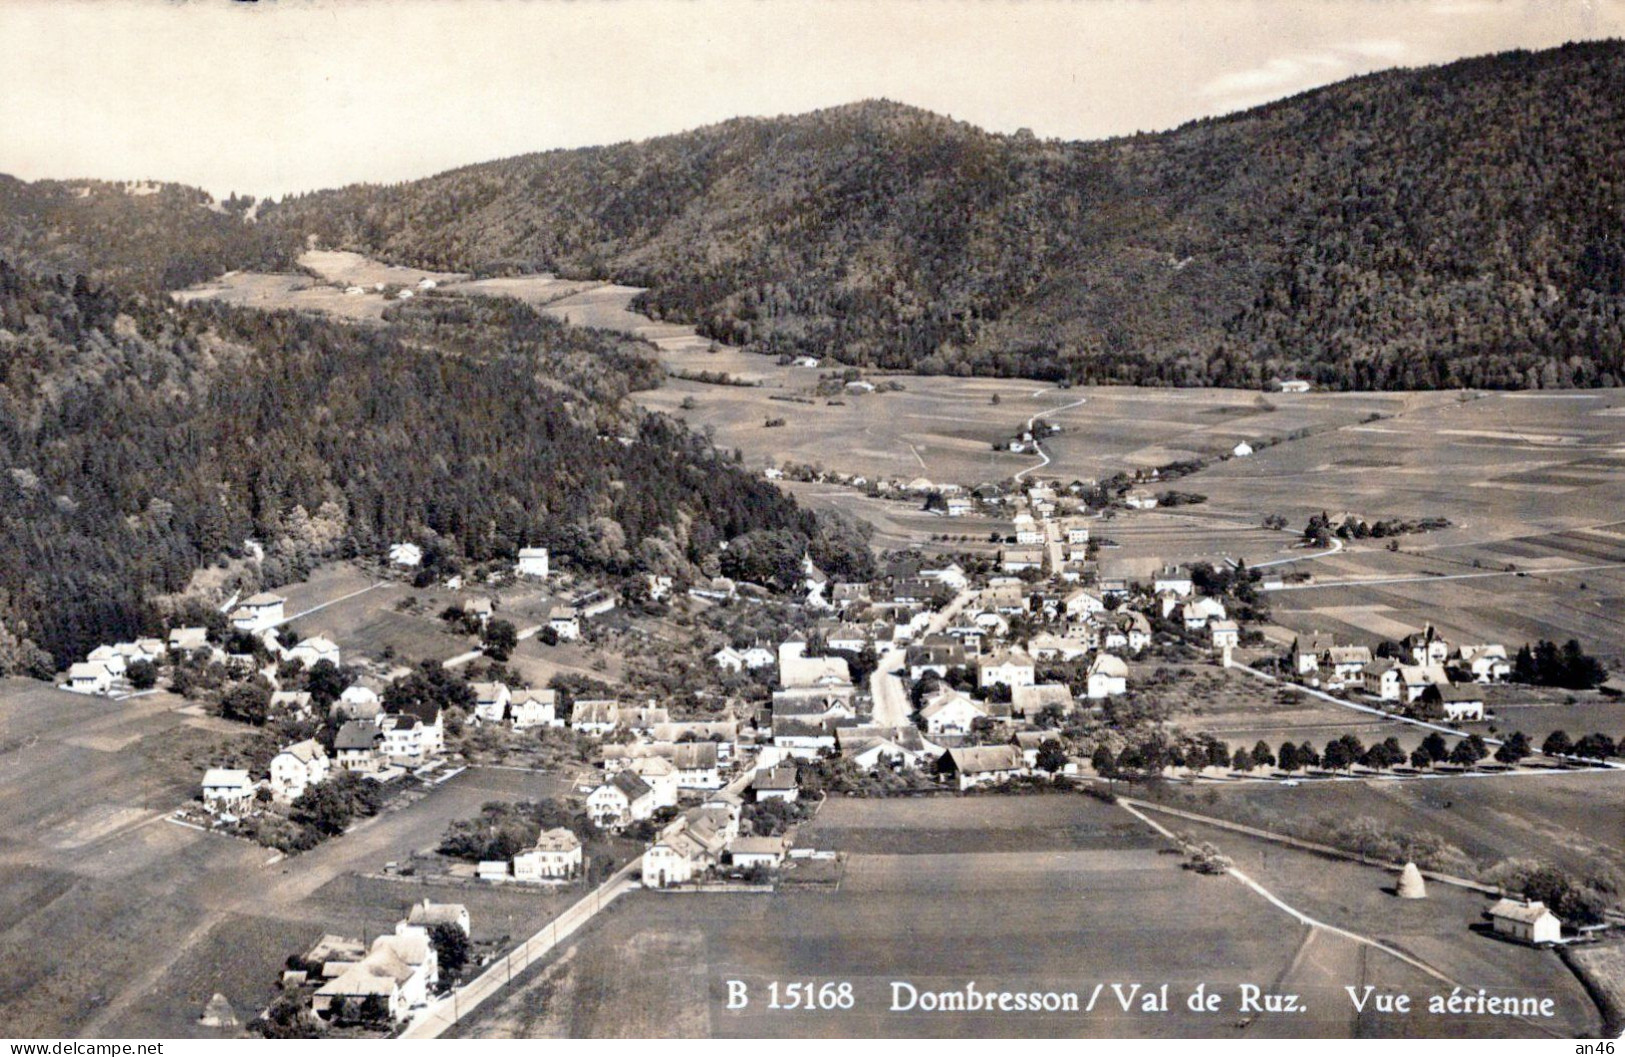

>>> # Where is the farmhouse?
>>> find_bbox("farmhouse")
[201,768,255,815]
[286,635,340,668]
[940,745,1025,791]
[920,689,990,737]
[779,653,852,690]
[1324,645,1374,687]
[572,699,620,736]
[1000,548,1044,573]
[66,662,114,696]
[462,597,493,627]
[1422,684,1486,722]
[1011,683,1074,719]
[406,899,470,936]
[313,925,438,1024]
[515,547,550,578]
[268,739,329,802]
[712,646,746,672]
[1180,596,1227,630]
[628,756,681,809]
[1086,653,1129,699]
[513,828,582,880]
[1064,588,1106,619]
[1488,898,1562,945]
[671,741,723,789]
[907,640,966,680]
[729,835,789,871]
[1292,632,1334,675]
[87,645,127,678]
[167,626,209,654]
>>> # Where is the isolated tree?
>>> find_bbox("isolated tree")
[1542,730,1573,757]
[1421,731,1450,764]
[1090,744,1116,778]
[1449,739,1481,769]
[1323,739,1353,772]
[1232,747,1253,773]
[1206,740,1231,769]
[304,658,349,706]
[1251,740,1276,769]
[482,618,519,662]
[1409,747,1432,771]
[1278,742,1301,774]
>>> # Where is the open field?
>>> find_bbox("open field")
[450,794,1593,1038]
[1136,770,1625,884]
[0,673,580,1037]
[1159,814,1602,1037]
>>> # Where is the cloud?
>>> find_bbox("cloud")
[1197,40,1411,113]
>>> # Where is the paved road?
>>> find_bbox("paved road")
[403,857,643,1038]
[869,588,977,728]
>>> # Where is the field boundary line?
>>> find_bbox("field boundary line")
[1117,796,1500,895]
[1116,799,1567,1039]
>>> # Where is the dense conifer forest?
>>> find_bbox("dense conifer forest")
[0,263,857,671]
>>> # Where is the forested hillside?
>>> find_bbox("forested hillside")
[255,41,1625,390]
[0,262,862,670]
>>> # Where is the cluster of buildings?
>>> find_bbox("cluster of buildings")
[297,899,468,1026]
[1291,625,1510,721]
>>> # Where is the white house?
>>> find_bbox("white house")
[65,662,114,696]
[920,690,990,737]
[1277,379,1311,393]
[1153,566,1194,597]
[167,626,209,654]
[268,739,329,802]
[751,764,800,802]
[509,689,561,730]
[1362,660,1403,701]
[201,768,255,815]
[941,744,1025,791]
[1456,644,1511,683]
[571,699,620,736]
[1181,597,1227,630]
[712,647,746,673]
[1210,619,1241,652]
[1064,588,1106,619]
[547,606,580,641]
[516,547,550,578]
[977,650,1036,690]
[588,771,655,829]
[1324,645,1374,688]
[471,681,513,725]
[1011,683,1074,719]
[513,828,582,880]
[286,635,340,668]
[1232,441,1254,458]
[671,742,723,789]
[729,835,789,871]
[629,756,681,809]
[388,542,423,568]
[86,645,127,678]
[1086,654,1129,699]
[740,646,776,670]
[230,592,286,632]
[642,815,727,888]
[1489,898,1562,945]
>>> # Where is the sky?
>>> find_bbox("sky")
[1,0,1620,200]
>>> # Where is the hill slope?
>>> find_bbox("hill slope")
[3,42,1624,390]
[256,41,1625,390]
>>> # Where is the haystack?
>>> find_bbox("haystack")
[1397,861,1427,899]
[199,992,238,1028]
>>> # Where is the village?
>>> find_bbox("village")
[42,456,1625,1037]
